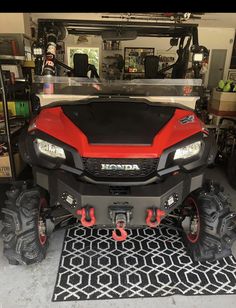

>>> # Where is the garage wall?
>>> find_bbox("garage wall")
[119,37,176,52]
[64,27,236,87]
[65,36,178,59]
[0,13,31,36]
[0,13,25,33]
[198,27,235,86]
[64,34,103,72]
[117,28,236,86]
[64,35,178,77]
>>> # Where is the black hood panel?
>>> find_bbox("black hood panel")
[62,101,175,144]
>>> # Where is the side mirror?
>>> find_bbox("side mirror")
[101,30,138,41]
[170,38,179,46]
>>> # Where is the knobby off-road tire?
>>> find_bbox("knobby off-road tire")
[1,182,48,265]
[181,181,236,262]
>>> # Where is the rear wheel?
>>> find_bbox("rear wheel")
[181,181,236,262]
[1,182,49,265]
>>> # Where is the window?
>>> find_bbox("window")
[67,47,100,73]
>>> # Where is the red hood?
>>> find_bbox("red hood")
[33,106,204,158]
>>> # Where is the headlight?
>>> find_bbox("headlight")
[35,138,66,159]
[174,141,201,160]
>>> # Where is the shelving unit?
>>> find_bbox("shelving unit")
[102,48,124,80]
[124,47,154,74]
[0,63,31,182]
[157,50,177,78]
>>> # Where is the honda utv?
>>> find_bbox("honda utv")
[2,20,236,265]
[1,78,236,265]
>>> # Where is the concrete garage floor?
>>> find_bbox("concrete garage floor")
[0,166,236,308]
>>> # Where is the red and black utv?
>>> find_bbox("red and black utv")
[1,20,236,265]
[1,78,236,265]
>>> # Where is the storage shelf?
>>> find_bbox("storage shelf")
[0,55,25,61]
[0,176,12,183]
[0,63,30,182]
[0,126,24,142]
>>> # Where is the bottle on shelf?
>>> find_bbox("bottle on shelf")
[103,40,120,51]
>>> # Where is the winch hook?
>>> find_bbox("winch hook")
[112,221,128,241]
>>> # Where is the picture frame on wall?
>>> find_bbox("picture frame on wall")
[124,47,155,73]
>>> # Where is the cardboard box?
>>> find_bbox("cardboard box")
[0,101,16,117]
[211,114,236,126]
[209,89,236,115]
[0,153,25,178]
[15,101,30,118]
[0,101,30,118]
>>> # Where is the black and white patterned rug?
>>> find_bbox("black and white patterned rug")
[52,224,236,302]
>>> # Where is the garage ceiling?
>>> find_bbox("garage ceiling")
[30,13,236,29]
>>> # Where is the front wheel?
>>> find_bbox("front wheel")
[181,181,236,262]
[1,182,49,265]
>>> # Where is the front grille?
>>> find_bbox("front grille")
[109,186,131,195]
[82,158,158,180]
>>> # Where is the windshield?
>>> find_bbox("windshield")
[33,76,202,109]
[34,76,202,95]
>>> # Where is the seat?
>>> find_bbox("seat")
[144,56,160,78]
[73,53,99,78]
[73,53,89,77]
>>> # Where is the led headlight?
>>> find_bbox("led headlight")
[35,138,66,159]
[174,141,201,160]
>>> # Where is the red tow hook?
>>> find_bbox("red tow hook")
[146,209,158,228]
[76,207,96,227]
[112,221,128,242]
[156,209,166,224]
[146,208,166,228]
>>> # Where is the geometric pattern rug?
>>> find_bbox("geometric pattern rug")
[52,224,236,302]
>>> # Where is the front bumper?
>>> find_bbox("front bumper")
[34,167,204,227]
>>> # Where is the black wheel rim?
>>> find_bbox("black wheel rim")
[182,197,200,244]
[38,198,47,246]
